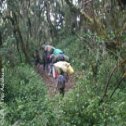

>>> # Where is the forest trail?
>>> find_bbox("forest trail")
[36,64,75,96]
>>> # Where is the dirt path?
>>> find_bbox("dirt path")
[36,64,75,96]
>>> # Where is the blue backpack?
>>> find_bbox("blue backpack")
[53,49,64,55]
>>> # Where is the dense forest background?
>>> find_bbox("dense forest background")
[0,0,126,125]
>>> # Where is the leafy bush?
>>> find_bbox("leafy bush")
[3,33,126,126]
[50,33,126,126]
[4,64,52,125]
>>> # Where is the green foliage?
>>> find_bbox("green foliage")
[52,33,126,126]
[4,64,51,125]
[0,102,5,126]
[3,30,126,126]
[2,0,126,125]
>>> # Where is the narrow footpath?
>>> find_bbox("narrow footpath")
[36,64,75,96]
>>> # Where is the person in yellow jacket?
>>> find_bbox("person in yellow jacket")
[52,61,74,78]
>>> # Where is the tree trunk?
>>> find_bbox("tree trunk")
[0,31,2,46]
[45,1,57,40]
[0,31,2,80]
[12,12,30,63]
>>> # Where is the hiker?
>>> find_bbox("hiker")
[33,49,41,65]
[42,44,55,71]
[48,54,69,76]
[52,61,74,79]
[42,50,51,71]
[42,44,55,54]
[42,45,63,73]
[57,74,66,97]
[56,66,70,96]
[50,54,69,64]
[47,48,64,74]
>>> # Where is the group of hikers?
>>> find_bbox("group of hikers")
[33,44,74,96]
